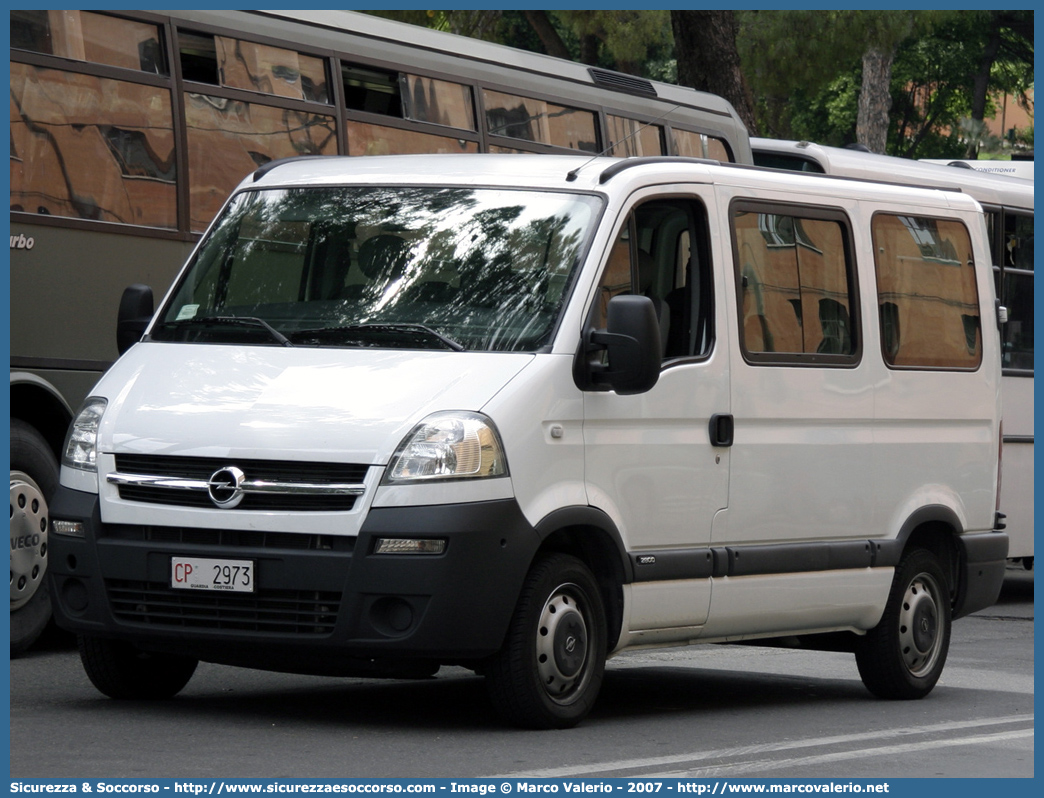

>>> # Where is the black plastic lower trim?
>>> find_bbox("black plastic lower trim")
[48,486,542,671]
[632,539,876,582]
[952,530,1009,619]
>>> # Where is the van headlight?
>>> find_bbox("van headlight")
[384,412,508,483]
[62,397,107,472]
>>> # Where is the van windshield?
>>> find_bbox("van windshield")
[152,185,601,352]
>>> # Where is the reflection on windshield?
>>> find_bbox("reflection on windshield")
[153,185,601,352]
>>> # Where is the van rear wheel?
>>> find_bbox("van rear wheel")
[485,553,607,729]
[855,548,951,700]
[79,635,198,699]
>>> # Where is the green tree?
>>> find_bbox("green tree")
[888,11,1032,158]
[968,11,1033,124]
[739,11,935,152]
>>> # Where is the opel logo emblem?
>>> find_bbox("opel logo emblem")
[208,466,246,509]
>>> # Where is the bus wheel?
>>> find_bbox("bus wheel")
[485,553,607,729]
[855,547,951,700]
[10,420,58,656]
[79,636,198,699]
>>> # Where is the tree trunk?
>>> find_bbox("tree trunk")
[579,33,600,67]
[970,25,1003,123]
[670,10,758,135]
[522,10,573,61]
[856,45,894,154]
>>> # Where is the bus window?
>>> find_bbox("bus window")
[1006,212,1034,272]
[484,89,599,153]
[706,136,731,162]
[184,95,337,231]
[179,31,329,103]
[1001,211,1033,371]
[10,10,166,74]
[9,62,176,227]
[346,121,478,157]
[342,64,475,131]
[342,62,404,117]
[402,74,476,131]
[607,115,664,157]
[671,128,732,162]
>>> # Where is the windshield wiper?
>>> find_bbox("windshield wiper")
[161,316,293,347]
[291,323,464,351]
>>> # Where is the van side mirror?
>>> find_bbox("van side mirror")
[573,294,661,395]
[117,284,154,355]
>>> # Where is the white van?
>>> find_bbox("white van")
[49,154,1008,729]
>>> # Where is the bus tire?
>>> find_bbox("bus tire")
[79,636,198,699]
[10,419,58,656]
[855,547,951,700]
[485,553,607,729]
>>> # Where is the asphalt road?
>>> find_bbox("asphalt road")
[9,570,1033,779]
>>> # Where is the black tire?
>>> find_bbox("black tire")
[11,419,59,656]
[78,635,199,699]
[485,553,607,729]
[855,547,951,700]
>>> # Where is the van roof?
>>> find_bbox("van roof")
[243,153,987,213]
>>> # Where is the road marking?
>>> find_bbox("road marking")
[492,715,1034,778]
[659,729,1035,777]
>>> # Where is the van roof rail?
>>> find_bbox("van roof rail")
[252,155,331,182]
[598,156,719,184]
[599,155,970,196]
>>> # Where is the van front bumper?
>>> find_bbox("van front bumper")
[47,486,541,674]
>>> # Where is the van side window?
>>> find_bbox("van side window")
[732,202,858,363]
[593,199,713,361]
[872,213,982,370]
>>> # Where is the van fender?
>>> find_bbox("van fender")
[872,504,965,568]
[533,506,633,584]
[533,505,633,651]
[872,503,1007,618]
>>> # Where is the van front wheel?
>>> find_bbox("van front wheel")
[485,554,607,729]
[855,548,951,700]
[79,636,198,699]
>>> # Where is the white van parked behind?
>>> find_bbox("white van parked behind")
[49,154,1008,729]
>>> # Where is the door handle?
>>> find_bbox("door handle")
[709,414,734,447]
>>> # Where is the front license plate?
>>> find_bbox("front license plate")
[171,557,254,593]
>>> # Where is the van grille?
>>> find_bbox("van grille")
[99,524,355,551]
[110,454,369,511]
[106,579,340,635]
